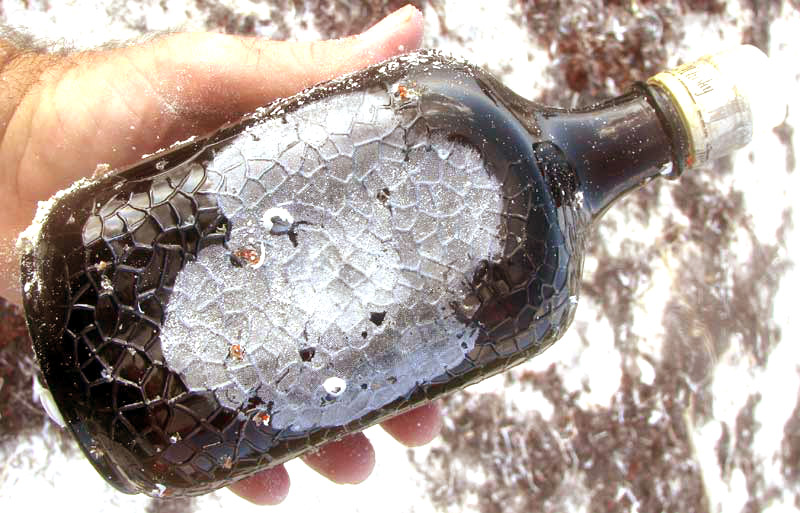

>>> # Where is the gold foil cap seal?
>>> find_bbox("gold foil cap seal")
[648,45,785,167]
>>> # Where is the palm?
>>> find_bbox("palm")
[0,7,438,505]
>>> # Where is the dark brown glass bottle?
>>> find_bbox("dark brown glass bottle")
[18,46,777,497]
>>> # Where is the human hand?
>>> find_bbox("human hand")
[0,4,441,505]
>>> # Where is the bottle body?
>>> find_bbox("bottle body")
[20,51,680,496]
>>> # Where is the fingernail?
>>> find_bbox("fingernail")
[361,4,418,41]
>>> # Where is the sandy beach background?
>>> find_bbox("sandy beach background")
[1,1,799,512]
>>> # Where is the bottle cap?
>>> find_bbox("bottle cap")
[647,45,786,167]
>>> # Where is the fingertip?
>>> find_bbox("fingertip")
[301,433,376,484]
[130,4,424,129]
[380,402,442,447]
[282,4,424,84]
[228,465,290,505]
[358,4,425,55]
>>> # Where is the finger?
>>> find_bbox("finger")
[301,432,375,484]
[145,3,426,119]
[227,464,290,505]
[380,402,442,447]
[12,5,424,203]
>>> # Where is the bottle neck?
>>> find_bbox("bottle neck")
[534,85,687,219]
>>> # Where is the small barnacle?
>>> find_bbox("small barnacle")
[262,207,294,234]
[254,411,271,427]
[231,242,266,269]
[222,456,233,470]
[233,247,258,265]
[228,343,245,361]
[395,84,409,99]
[392,82,421,106]
[262,206,311,247]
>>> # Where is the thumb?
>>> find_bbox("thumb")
[123,4,425,139]
[13,4,423,204]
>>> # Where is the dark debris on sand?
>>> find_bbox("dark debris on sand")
[412,1,797,513]
[520,0,792,103]
[0,299,46,439]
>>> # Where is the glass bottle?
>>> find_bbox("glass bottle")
[17,45,782,497]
